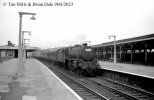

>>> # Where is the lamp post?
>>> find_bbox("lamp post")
[23,39,30,60]
[22,31,31,60]
[22,31,31,48]
[24,39,30,42]
[108,35,116,64]
[17,12,36,77]
[22,31,31,40]
[24,42,30,60]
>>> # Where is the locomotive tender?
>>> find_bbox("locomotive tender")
[33,43,101,76]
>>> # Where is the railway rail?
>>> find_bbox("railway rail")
[40,60,108,100]
[88,77,154,100]
[37,58,154,100]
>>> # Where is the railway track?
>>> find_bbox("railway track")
[38,59,154,100]
[89,77,154,100]
[41,60,108,100]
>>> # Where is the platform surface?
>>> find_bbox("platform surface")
[99,61,154,79]
[0,58,82,100]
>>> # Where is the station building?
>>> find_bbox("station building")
[0,41,36,58]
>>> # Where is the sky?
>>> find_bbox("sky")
[0,0,154,49]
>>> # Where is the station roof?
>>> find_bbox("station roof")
[92,33,154,47]
[0,45,36,50]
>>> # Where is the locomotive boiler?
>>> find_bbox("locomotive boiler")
[67,44,95,60]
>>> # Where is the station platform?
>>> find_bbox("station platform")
[0,58,82,100]
[98,61,154,79]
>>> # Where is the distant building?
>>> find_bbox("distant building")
[0,41,36,58]
[0,41,17,57]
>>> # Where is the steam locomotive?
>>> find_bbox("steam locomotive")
[33,43,101,76]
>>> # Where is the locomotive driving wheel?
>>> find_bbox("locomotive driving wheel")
[77,59,84,67]
[76,59,84,75]
[68,60,72,71]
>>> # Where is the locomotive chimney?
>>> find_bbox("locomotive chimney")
[83,43,87,47]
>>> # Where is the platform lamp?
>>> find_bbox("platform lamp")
[108,35,117,64]
[17,12,36,77]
